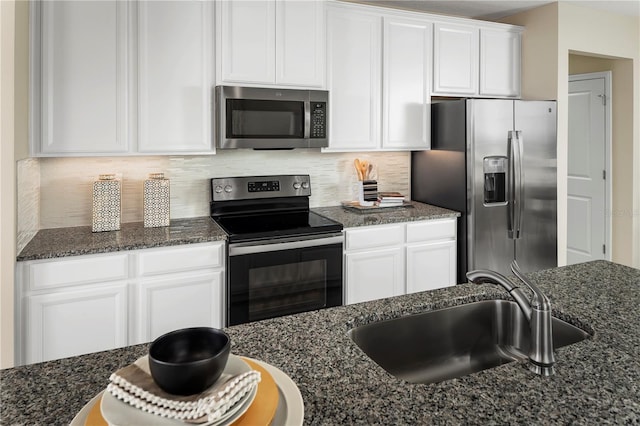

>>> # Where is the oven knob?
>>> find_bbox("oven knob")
[224,185,233,193]
[301,182,309,189]
[214,185,223,193]
[293,182,301,189]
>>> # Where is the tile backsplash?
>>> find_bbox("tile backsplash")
[28,150,410,229]
[16,158,40,252]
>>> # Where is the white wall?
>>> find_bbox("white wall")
[558,2,640,268]
[503,2,640,268]
[0,0,17,369]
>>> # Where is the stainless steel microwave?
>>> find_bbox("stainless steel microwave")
[215,86,329,149]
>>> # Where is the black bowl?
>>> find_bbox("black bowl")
[148,327,231,395]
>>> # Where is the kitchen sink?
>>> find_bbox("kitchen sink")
[348,299,591,384]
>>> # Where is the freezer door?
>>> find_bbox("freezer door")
[513,101,557,272]
[468,99,515,276]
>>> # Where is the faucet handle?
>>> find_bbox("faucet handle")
[510,261,550,310]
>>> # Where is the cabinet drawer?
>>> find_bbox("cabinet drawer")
[345,224,404,251]
[406,219,456,243]
[26,254,129,290]
[137,243,224,276]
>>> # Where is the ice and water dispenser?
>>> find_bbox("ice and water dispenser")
[483,156,507,204]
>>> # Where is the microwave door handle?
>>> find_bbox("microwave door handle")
[304,101,311,139]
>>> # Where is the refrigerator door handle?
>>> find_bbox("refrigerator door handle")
[513,130,524,239]
[507,131,515,239]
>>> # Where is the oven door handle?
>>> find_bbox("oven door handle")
[229,234,343,256]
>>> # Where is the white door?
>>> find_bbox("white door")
[567,75,608,264]
[406,241,456,293]
[479,28,521,98]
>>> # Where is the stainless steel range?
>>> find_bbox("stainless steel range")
[210,175,343,326]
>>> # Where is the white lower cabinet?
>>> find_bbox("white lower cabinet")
[16,242,225,365]
[344,218,457,305]
[25,282,128,365]
[346,248,404,304]
[406,241,456,293]
[136,271,224,344]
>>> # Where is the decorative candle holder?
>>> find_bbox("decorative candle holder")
[92,174,121,232]
[144,173,170,228]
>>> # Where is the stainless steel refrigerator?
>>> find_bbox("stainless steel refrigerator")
[411,99,557,280]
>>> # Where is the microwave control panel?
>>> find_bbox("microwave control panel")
[310,102,327,139]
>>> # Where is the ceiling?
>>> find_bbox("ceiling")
[353,0,640,20]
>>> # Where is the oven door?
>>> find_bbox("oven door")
[227,233,343,326]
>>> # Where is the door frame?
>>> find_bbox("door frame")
[568,71,612,260]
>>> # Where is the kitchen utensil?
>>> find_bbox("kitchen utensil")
[148,327,231,395]
[354,159,363,180]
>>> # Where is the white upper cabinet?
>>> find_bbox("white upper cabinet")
[382,17,431,150]
[217,0,325,88]
[479,28,521,97]
[326,4,382,151]
[433,22,479,95]
[137,1,214,153]
[218,1,276,85]
[35,1,130,154]
[276,0,325,87]
[31,0,215,156]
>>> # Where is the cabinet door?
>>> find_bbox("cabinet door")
[433,23,478,95]
[136,271,224,344]
[346,248,404,304]
[326,5,381,151]
[276,0,325,87]
[25,283,128,364]
[219,1,276,84]
[480,29,521,97]
[383,17,431,150]
[37,1,129,154]
[137,1,214,153]
[406,241,456,293]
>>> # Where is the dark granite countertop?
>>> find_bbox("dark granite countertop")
[312,201,460,228]
[2,260,639,424]
[16,217,227,261]
[17,202,458,261]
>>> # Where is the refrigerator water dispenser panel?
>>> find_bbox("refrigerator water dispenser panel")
[483,157,507,205]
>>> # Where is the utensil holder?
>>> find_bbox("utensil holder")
[144,173,170,228]
[362,180,378,201]
[92,174,121,232]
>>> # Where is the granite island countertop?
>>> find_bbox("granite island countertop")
[2,260,639,424]
[17,202,459,261]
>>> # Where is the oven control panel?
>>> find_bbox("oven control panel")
[248,180,280,193]
[211,175,311,201]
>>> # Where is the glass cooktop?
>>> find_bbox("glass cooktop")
[214,211,343,243]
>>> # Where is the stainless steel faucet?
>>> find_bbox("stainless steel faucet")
[466,260,555,376]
